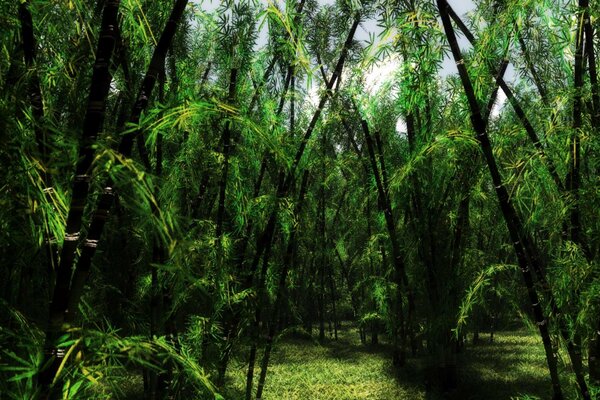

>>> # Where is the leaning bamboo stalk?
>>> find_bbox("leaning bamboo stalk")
[516,34,548,104]
[582,2,600,126]
[242,16,360,399]
[358,111,409,366]
[448,9,591,397]
[437,1,564,398]
[254,169,310,399]
[447,5,564,191]
[282,16,360,193]
[244,15,359,284]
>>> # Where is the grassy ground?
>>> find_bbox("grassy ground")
[223,322,581,400]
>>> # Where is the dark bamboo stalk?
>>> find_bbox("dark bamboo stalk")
[245,16,359,398]
[147,65,169,400]
[282,16,359,193]
[560,3,591,397]
[454,7,590,394]
[223,15,359,389]
[569,0,585,248]
[255,170,310,400]
[19,1,46,161]
[438,1,563,398]
[248,56,277,113]
[239,14,358,276]
[290,67,295,137]
[447,5,564,191]
[215,68,238,239]
[64,0,189,328]
[248,0,306,113]
[583,5,600,126]
[590,319,600,386]
[244,225,276,400]
[118,0,188,157]
[18,1,59,278]
[40,1,121,396]
[359,114,408,366]
[319,131,327,341]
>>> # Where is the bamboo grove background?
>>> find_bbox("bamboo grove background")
[0,0,599,399]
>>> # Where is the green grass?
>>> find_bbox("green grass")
[223,322,583,400]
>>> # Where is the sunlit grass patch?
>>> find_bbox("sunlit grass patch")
[223,324,582,400]
[224,322,424,399]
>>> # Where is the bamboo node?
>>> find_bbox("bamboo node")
[75,174,91,183]
[64,232,80,242]
[49,347,66,358]
[536,319,547,326]
[85,239,99,248]
[456,59,465,65]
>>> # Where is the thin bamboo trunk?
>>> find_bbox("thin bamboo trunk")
[148,67,169,400]
[590,319,600,386]
[255,170,309,400]
[447,6,591,397]
[447,5,564,191]
[245,234,275,400]
[517,34,548,104]
[328,257,339,340]
[216,68,238,240]
[359,115,408,366]
[583,4,600,126]
[221,14,359,389]
[18,1,59,307]
[282,16,359,193]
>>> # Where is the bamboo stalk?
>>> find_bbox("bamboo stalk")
[437,1,564,397]
[447,5,564,191]
[65,0,190,328]
[40,1,122,396]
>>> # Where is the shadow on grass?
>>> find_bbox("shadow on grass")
[226,324,555,400]
[430,337,550,400]
[308,327,551,399]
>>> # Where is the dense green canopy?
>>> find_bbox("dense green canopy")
[0,0,598,399]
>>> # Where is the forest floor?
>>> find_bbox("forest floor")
[223,321,575,400]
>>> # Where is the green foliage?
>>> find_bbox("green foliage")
[1,0,599,398]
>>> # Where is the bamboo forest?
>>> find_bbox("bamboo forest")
[2,0,600,399]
